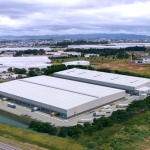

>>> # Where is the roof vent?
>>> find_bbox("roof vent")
[93,74,102,77]
[130,80,139,83]
[78,72,86,75]
[111,77,119,80]
[67,70,75,73]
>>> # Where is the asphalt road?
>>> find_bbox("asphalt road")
[0,142,21,150]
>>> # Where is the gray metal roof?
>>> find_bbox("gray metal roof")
[21,76,123,98]
[54,68,150,89]
[0,76,124,110]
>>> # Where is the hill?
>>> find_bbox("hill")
[1,33,150,40]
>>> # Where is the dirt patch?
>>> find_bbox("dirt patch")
[119,64,126,66]
[102,64,110,67]
[143,138,149,142]
[137,67,145,70]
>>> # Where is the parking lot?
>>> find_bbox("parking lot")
[0,94,139,126]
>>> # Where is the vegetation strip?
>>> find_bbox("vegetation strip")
[29,96,150,138]
[0,109,33,125]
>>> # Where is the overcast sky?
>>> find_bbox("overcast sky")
[0,0,150,36]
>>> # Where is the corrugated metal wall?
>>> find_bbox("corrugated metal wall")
[67,91,125,117]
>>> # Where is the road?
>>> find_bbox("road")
[0,142,21,150]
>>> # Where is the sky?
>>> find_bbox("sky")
[0,0,150,36]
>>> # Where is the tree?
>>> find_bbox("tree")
[14,68,26,74]
[59,127,68,137]
[49,127,57,135]
[8,67,13,72]
[84,125,95,135]
[28,70,37,77]
[97,123,103,130]
[68,126,83,138]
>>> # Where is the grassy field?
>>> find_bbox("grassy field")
[1,110,150,149]
[76,110,150,150]
[0,123,86,150]
[51,56,150,76]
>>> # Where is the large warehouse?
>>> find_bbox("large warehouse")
[0,76,125,119]
[54,68,150,94]
[0,56,51,71]
[62,61,90,66]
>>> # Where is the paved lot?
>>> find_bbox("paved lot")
[0,94,139,126]
[0,142,21,150]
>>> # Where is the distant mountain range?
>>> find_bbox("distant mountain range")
[0,33,150,40]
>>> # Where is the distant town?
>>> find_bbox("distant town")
[0,37,150,49]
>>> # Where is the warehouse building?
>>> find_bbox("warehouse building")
[0,76,125,119]
[54,68,150,94]
[63,61,90,66]
[0,56,51,71]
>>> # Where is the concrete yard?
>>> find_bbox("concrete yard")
[0,94,139,127]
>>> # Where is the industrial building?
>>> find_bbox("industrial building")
[63,61,90,66]
[54,68,150,94]
[0,56,51,71]
[135,56,150,64]
[85,54,99,58]
[0,76,125,119]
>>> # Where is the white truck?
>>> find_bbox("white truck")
[99,109,112,113]
[93,112,106,117]
[116,104,129,108]
[78,119,93,123]
[102,105,110,109]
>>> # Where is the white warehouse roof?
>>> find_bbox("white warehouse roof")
[0,56,51,64]
[0,75,125,118]
[0,80,95,110]
[0,56,51,71]
[21,75,124,98]
[54,68,150,91]
[4,63,52,70]
[63,61,90,66]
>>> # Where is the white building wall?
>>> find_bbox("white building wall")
[67,90,125,117]
[54,74,135,91]
[0,67,9,73]
[63,61,90,66]
[135,82,150,90]
[143,59,150,64]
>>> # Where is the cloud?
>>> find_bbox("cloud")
[0,0,150,35]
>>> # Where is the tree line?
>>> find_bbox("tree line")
[53,40,108,47]
[14,49,45,56]
[65,46,146,57]
[8,64,150,79]
[43,64,94,75]
[29,96,150,138]
[7,64,93,77]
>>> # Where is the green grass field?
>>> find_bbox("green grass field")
[1,110,150,149]
[76,110,150,150]
[0,123,86,150]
